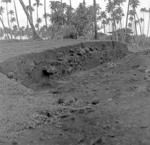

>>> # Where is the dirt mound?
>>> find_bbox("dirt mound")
[0,41,128,89]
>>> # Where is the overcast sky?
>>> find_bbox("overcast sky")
[0,0,150,33]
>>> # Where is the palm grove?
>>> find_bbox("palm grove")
[0,0,149,42]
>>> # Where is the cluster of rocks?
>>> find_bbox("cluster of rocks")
[40,47,97,79]
[37,42,127,81]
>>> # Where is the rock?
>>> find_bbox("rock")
[52,90,61,94]
[57,98,64,105]
[91,99,100,105]
[69,49,74,53]
[140,125,148,129]
[107,133,115,138]
[132,64,140,69]
[67,67,73,73]
[107,62,117,68]
[59,114,70,119]
[11,141,18,145]
[102,124,111,130]
[7,72,14,79]
[42,65,57,77]
[91,137,103,145]
[89,47,94,52]
[84,47,90,53]
[144,68,150,81]
[145,68,150,73]
[70,106,94,114]
[138,66,145,72]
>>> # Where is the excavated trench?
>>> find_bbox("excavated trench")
[0,41,128,89]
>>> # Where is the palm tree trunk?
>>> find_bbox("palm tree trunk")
[0,17,9,39]
[6,3,12,39]
[28,0,33,25]
[13,0,21,39]
[61,0,64,25]
[113,19,118,40]
[104,24,106,33]
[19,0,41,40]
[27,16,29,28]
[29,0,33,23]
[134,15,138,36]
[124,0,130,42]
[142,12,145,35]
[83,0,85,6]
[93,0,97,40]
[136,12,142,35]
[69,0,72,8]
[69,0,72,24]
[147,11,150,37]
[36,5,39,31]
[44,0,48,29]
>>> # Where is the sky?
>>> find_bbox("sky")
[0,0,150,34]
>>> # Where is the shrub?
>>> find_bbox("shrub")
[62,24,77,39]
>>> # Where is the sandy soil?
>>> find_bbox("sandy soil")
[0,40,150,145]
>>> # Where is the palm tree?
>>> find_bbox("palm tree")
[129,0,140,36]
[26,5,29,28]
[26,4,34,28]
[0,27,4,39]
[60,0,64,25]
[0,5,4,20]
[0,5,9,39]
[10,17,15,26]
[29,0,33,23]
[93,0,97,39]
[8,9,14,38]
[124,0,130,41]
[83,0,86,6]
[140,7,146,35]
[36,17,42,31]
[13,0,21,39]
[147,8,150,37]
[43,0,48,29]
[101,11,107,33]
[2,0,12,39]
[18,0,41,40]
[9,9,14,26]
[135,13,142,35]
[69,0,72,8]
[33,0,42,31]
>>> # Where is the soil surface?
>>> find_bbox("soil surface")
[0,40,150,145]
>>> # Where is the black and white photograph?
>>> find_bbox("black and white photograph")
[0,0,150,144]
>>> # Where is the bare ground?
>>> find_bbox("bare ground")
[0,40,150,145]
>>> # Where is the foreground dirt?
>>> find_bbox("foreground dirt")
[0,40,150,145]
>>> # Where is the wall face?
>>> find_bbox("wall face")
[0,41,128,89]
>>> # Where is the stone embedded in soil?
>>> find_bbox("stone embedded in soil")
[42,65,57,77]
[91,99,100,105]
[7,72,14,79]
[59,114,70,119]
[57,98,64,105]
[11,141,18,145]
[69,106,94,114]
[91,137,104,145]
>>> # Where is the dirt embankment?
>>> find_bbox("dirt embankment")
[0,41,128,89]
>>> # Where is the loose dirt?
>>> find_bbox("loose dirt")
[0,40,150,145]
